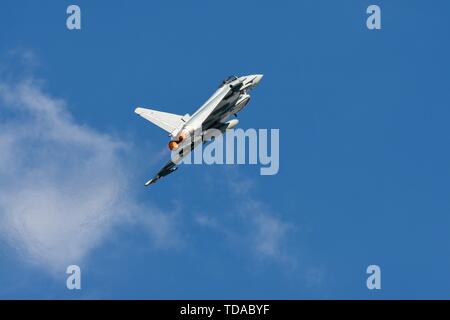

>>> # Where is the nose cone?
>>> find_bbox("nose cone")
[240,74,263,90]
[252,74,263,86]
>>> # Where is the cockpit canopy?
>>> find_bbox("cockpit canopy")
[219,75,238,88]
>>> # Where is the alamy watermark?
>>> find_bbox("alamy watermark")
[366,265,381,290]
[66,5,81,30]
[66,265,81,290]
[366,5,381,30]
[170,128,280,176]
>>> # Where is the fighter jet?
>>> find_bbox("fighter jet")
[135,74,263,186]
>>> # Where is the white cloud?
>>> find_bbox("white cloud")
[136,205,183,249]
[0,77,176,272]
[246,202,291,258]
[197,169,297,267]
[238,200,296,268]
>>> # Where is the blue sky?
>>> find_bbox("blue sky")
[0,0,450,299]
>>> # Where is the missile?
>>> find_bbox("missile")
[226,119,239,129]
[145,177,158,186]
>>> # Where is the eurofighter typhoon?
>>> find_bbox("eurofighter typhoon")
[135,74,263,186]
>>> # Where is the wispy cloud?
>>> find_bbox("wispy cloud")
[197,168,298,268]
[244,201,292,260]
[195,169,329,289]
[0,75,177,272]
